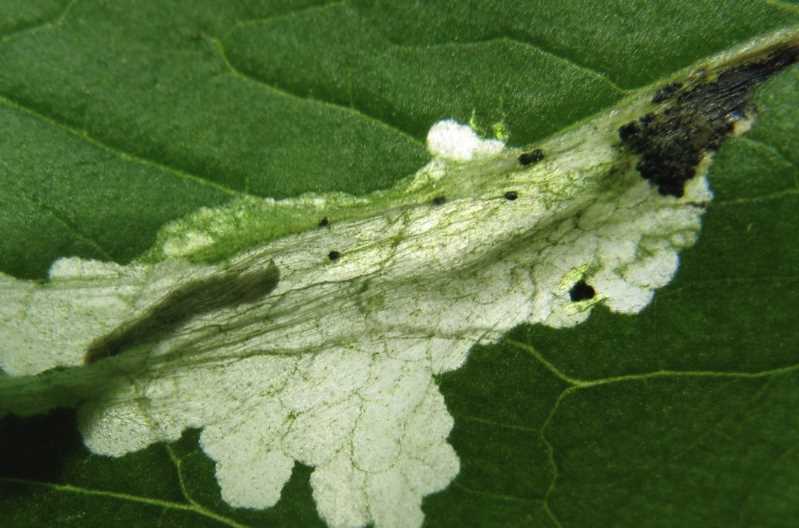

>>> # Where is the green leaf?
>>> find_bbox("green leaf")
[1,1,798,527]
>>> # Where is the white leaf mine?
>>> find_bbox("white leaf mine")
[1,111,712,527]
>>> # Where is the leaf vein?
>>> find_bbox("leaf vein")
[0,477,251,528]
[508,337,799,389]
[506,339,586,387]
[736,135,799,184]
[209,36,424,147]
[540,387,571,528]
[224,0,346,38]
[0,0,76,43]
[383,36,629,95]
[454,413,540,433]
[9,184,115,261]
[499,36,629,94]
[0,93,245,199]
[452,482,544,505]
[714,188,799,206]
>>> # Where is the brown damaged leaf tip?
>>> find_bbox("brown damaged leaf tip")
[619,43,799,198]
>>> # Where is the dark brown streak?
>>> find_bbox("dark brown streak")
[84,260,280,364]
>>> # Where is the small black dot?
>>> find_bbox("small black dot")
[569,280,596,302]
[318,217,329,227]
[328,250,341,261]
[432,195,447,206]
[504,191,518,201]
[518,149,544,166]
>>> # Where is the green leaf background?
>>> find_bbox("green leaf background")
[1,1,798,526]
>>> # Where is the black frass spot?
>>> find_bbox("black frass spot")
[504,191,518,201]
[619,44,799,198]
[518,149,545,166]
[569,280,596,302]
[328,250,341,261]
[318,217,329,227]
[432,195,447,206]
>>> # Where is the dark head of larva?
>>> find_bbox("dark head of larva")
[432,195,447,206]
[569,280,596,302]
[619,43,799,198]
[504,191,518,201]
[518,148,544,166]
[328,250,341,261]
[318,216,330,228]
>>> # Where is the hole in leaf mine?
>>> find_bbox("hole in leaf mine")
[569,280,596,302]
